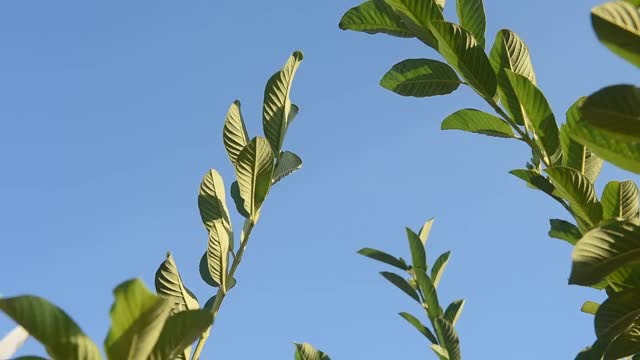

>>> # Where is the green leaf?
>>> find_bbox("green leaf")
[407,227,427,271]
[198,169,233,234]
[562,100,603,184]
[383,0,444,48]
[207,221,231,292]
[0,296,101,360]
[434,317,461,360]
[431,344,450,360]
[199,252,219,288]
[235,137,275,220]
[430,21,497,100]
[293,342,331,360]
[419,218,435,245]
[105,279,173,360]
[223,100,250,167]
[416,271,441,320]
[273,150,303,185]
[380,272,421,302]
[358,248,409,270]
[546,167,602,229]
[339,0,412,37]
[155,252,200,314]
[505,70,561,164]
[590,289,640,359]
[602,180,640,220]
[398,312,438,344]
[571,220,640,286]
[489,29,536,126]
[230,181,250,218]
[444,299,465,326]
[441,109,515,138]
[509,169,566,206]
[548,219,582,245]
[263,51,303,155]
[592,1,640,67]
[380,58,462,97]
[147,310,214,360]
[582,301,601,315]
[456,0,486,47]
[431,251,451,288]
[581,85,640,140]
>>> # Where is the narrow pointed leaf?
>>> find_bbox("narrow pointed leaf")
[430,21,497,100]
[419,218,435,245]
[155,252,200,315]
[548,219,582,245]
[571,221,640,286]
[562,100,603,183]
[380,272,421,302]
[223,100,250,167]
[358,248,409,270]
[546,167,602,229]
[581,85,640,140]
[294,343,331,360]
[442,109,515,138]
[339,0,412,37]
[489,29,536,126]
[434,317,461,360]
[602,180,640,220]
[456,0,486,47]
[380,58,462,97]
[431,251,451,288]
[407,227,427,271]
[198,169,232,234]
[444,299,465,326]
[592,1,640,67]
[147,310,214,360]
[398,312,438,344]
[235,137,275,220]
[263,51,303,155]
[105,279,172,360]
[509,169,566,206]
[207,221,230,292]
[273,151,302,185]
[0,296,101,360]
[416,271,441,319]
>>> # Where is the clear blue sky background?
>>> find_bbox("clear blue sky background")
[1,1,638,359]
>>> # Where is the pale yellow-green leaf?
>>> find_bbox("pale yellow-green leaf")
[223,100,250,167]
[235,137,275,220]
[207,221,230,293]
[273,150,302,185]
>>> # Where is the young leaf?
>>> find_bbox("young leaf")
[380,272,421,302]
[380,58,462,97]
[441,109,515,138]
[147,310,214,360]
[383,0,444,48]
[198,169,233,234]
[273,151,303,185]
[456,0,486,47]
[570,220,640,286]
[398,312,438,344]
[430,21,497,100]
[581,301,600,315]
[419,218,434,245]
[105,279,173,360]
[602,180,640,220]
[263,51,303,155]
[546,167,602,229]
[489,29,536,126]
[293,342,331,360]
[155,252,200,314]
[505,70,561,164]
[548,219,582,245]
[591,1,640,67]
[562,101,603,184]
[444,299,465,326]
[0,296,101,360]
[358,248,409,270]
[339,0,412,37]
[223,100,250,167]
[434,317,461,360]
[431,251,451,288]
[581,85,640,140]
[207,221,231,292]
[235,137,275,220]
[407,227,427,271]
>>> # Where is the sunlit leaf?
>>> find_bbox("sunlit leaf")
[381,58,462,97]
[198,169,232,234]
[581,85,640,140]
[456,0,486,47]
[592,1,640,67]
[383,0,444,48]
[419,218,435,245]
[147,310,213,360]
[444,299,465,326]
[441,109,515,138]
[602,180,640,220]
[434,317,461,360]
[562,100,603,183]
[431,251,450,288]
[154,253,200,334]
[407,227,427,271]
[293,342,331,360]
[339,0,412,37]
[546,167,602,229]
[207,221,231,292]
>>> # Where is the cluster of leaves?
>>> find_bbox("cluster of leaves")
[359,219,463,360]
[0,51,332,360]
[340,0,640,359]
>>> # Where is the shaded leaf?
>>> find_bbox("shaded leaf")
[398,312,438,344]
[434,317,461,360]
[456,0,486,47]
[602,180,640,220]
[380,58,462,97]
[358,248,409,270]
[546,167,602,229]
[235,137,275,220]
[207,221,230,292]
[380,272,421,302]
[441,109,515,138]
[548,219,582,245]
[431,251,451,288]
[588,289,640,359]
[581,85,640,140]
[383,0,444,48]
[419,218,435,245]
[339,0,412,37]
[592,1,640,67]
[155,252,200,317]
[416,271,441,320]
[222,100,250,167]
[509,169,566,206]
[199,252,219,288]
[198,169,232,234]
[230,181,250,218]
[147,310,214,360]
[444,299,465,326]
[273,151,303,185]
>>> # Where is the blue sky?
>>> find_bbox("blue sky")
[0,1,638,359]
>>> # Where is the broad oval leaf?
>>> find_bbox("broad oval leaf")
[430,21,497,100]
[198,169,232,234]
[548,219,582,245]
[273,150,302,185]
[358,247,409,270]
[380,271,421,302]
[546,167,602,229]
[602,180,640,220]
[444,299,465,326]
[571,221,640,286]
[383,0,444,48]
[0,296,101,360]
[398,312,438,344]
[489,29,536,126]
[456,0,486,47]
[562,100,604,184]
[434,317,461,360]
[223,100,250,167]
[380,58,462,97]
[505,70,561,165]
[294,342,331,360]
[235,137,275,220]
[339,0,412,37]
[105,279,173,360]
[207,221,230,292]
[263,51,303,155]
[590,289,640,359]
[581,85,640,140]
[441,109,515,138]
[431,251,451,288]
[147,310,214,360]
[592,1,640,67]
[199,252,219,288]
[155,252,200,314]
